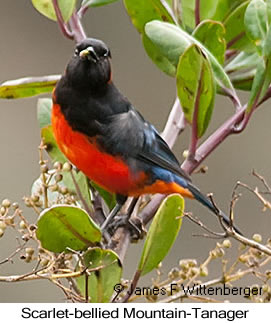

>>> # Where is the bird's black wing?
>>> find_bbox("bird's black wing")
[97,106,191,182]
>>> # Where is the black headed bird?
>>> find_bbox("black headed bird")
[52,38,240,233]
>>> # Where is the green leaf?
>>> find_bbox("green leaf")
[230,70,255,91]
[31,0,76,22]
[41,125,67,163]
[192,20,226,65]
[123,0,174,33]
[180,0,246,30]
[63,170,93,211]
[244,0,268,53]
[76,248,122,302]
[142,32,176,77]
[138,194,184,276]
[212,0,248,22]
[177,44,215,138]
[145,21,236,96]
[82,0,119,7]
[224,1,253,51]
[0,75,59,99]
[37,205,102,252]
[37,98,52,128]
[145,21,191,67]
[180,0,220,29]
[225,52,261,73]
[91,182,116,211]
[246,57,271,112]
[267,0,271,25]
[263,25,271,57]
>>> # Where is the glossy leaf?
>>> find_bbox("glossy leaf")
[230,70,255,91]
[244,0,268,53]
[63,170,93,211]
[37,205,102,252]
[180,0,246,30]
[193,20,226,65]
[0,75,59,99]
[37,98,52,128]
[247,57,271,112]
[177,44,215,138]
[224,1,253,51]
[180,0,220,29]
[263,25,271,57]
[123,0,174,33]
[212,0,248,22]
[82,0,119,7]
[142,32,176,77]
[225,52,261,73]
[145,21,191,67]
[145,21,236,96]
[32,0,76,22]
[76,248,122,302]
[138,194,184,276]
[267,0,271,25]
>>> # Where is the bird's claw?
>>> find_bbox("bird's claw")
[105,213,146,241]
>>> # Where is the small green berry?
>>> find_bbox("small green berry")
[50,184,59,192]
[168,267,180,279]
[12,202,19,209]
[55,174,63,182]
[25,248,35,255]
[222,239,232,248]
[60,187,69,195]
[19,220,27,229]
[2,199,11,208]
[24,198,32,207]
[252,233,262,243]
[40,258,49,267]
[53,161,62,170]
[63,162,72,172]
[0,221,7,230]
[31,195,39,203]
[200,267,208,277]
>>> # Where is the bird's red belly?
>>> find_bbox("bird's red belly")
[51,104,146,195]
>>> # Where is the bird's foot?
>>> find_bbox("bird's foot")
[106,213,146,241]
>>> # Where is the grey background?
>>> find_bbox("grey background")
[0,1,270,302]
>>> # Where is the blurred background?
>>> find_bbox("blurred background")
[0,0,271,302]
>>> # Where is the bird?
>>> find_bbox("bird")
[52,37,240,234]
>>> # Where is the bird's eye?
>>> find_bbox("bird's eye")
[104,49,111,58]
[74,48,79,56]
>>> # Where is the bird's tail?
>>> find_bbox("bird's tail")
[186,182,242,235]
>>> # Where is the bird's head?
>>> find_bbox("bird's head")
[66,38,112,90]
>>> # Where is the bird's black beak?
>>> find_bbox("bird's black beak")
[79,46,99,62]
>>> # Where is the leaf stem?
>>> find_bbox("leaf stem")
[52,0,74,40]
[68,12,87,43]
[195,0,200,26]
